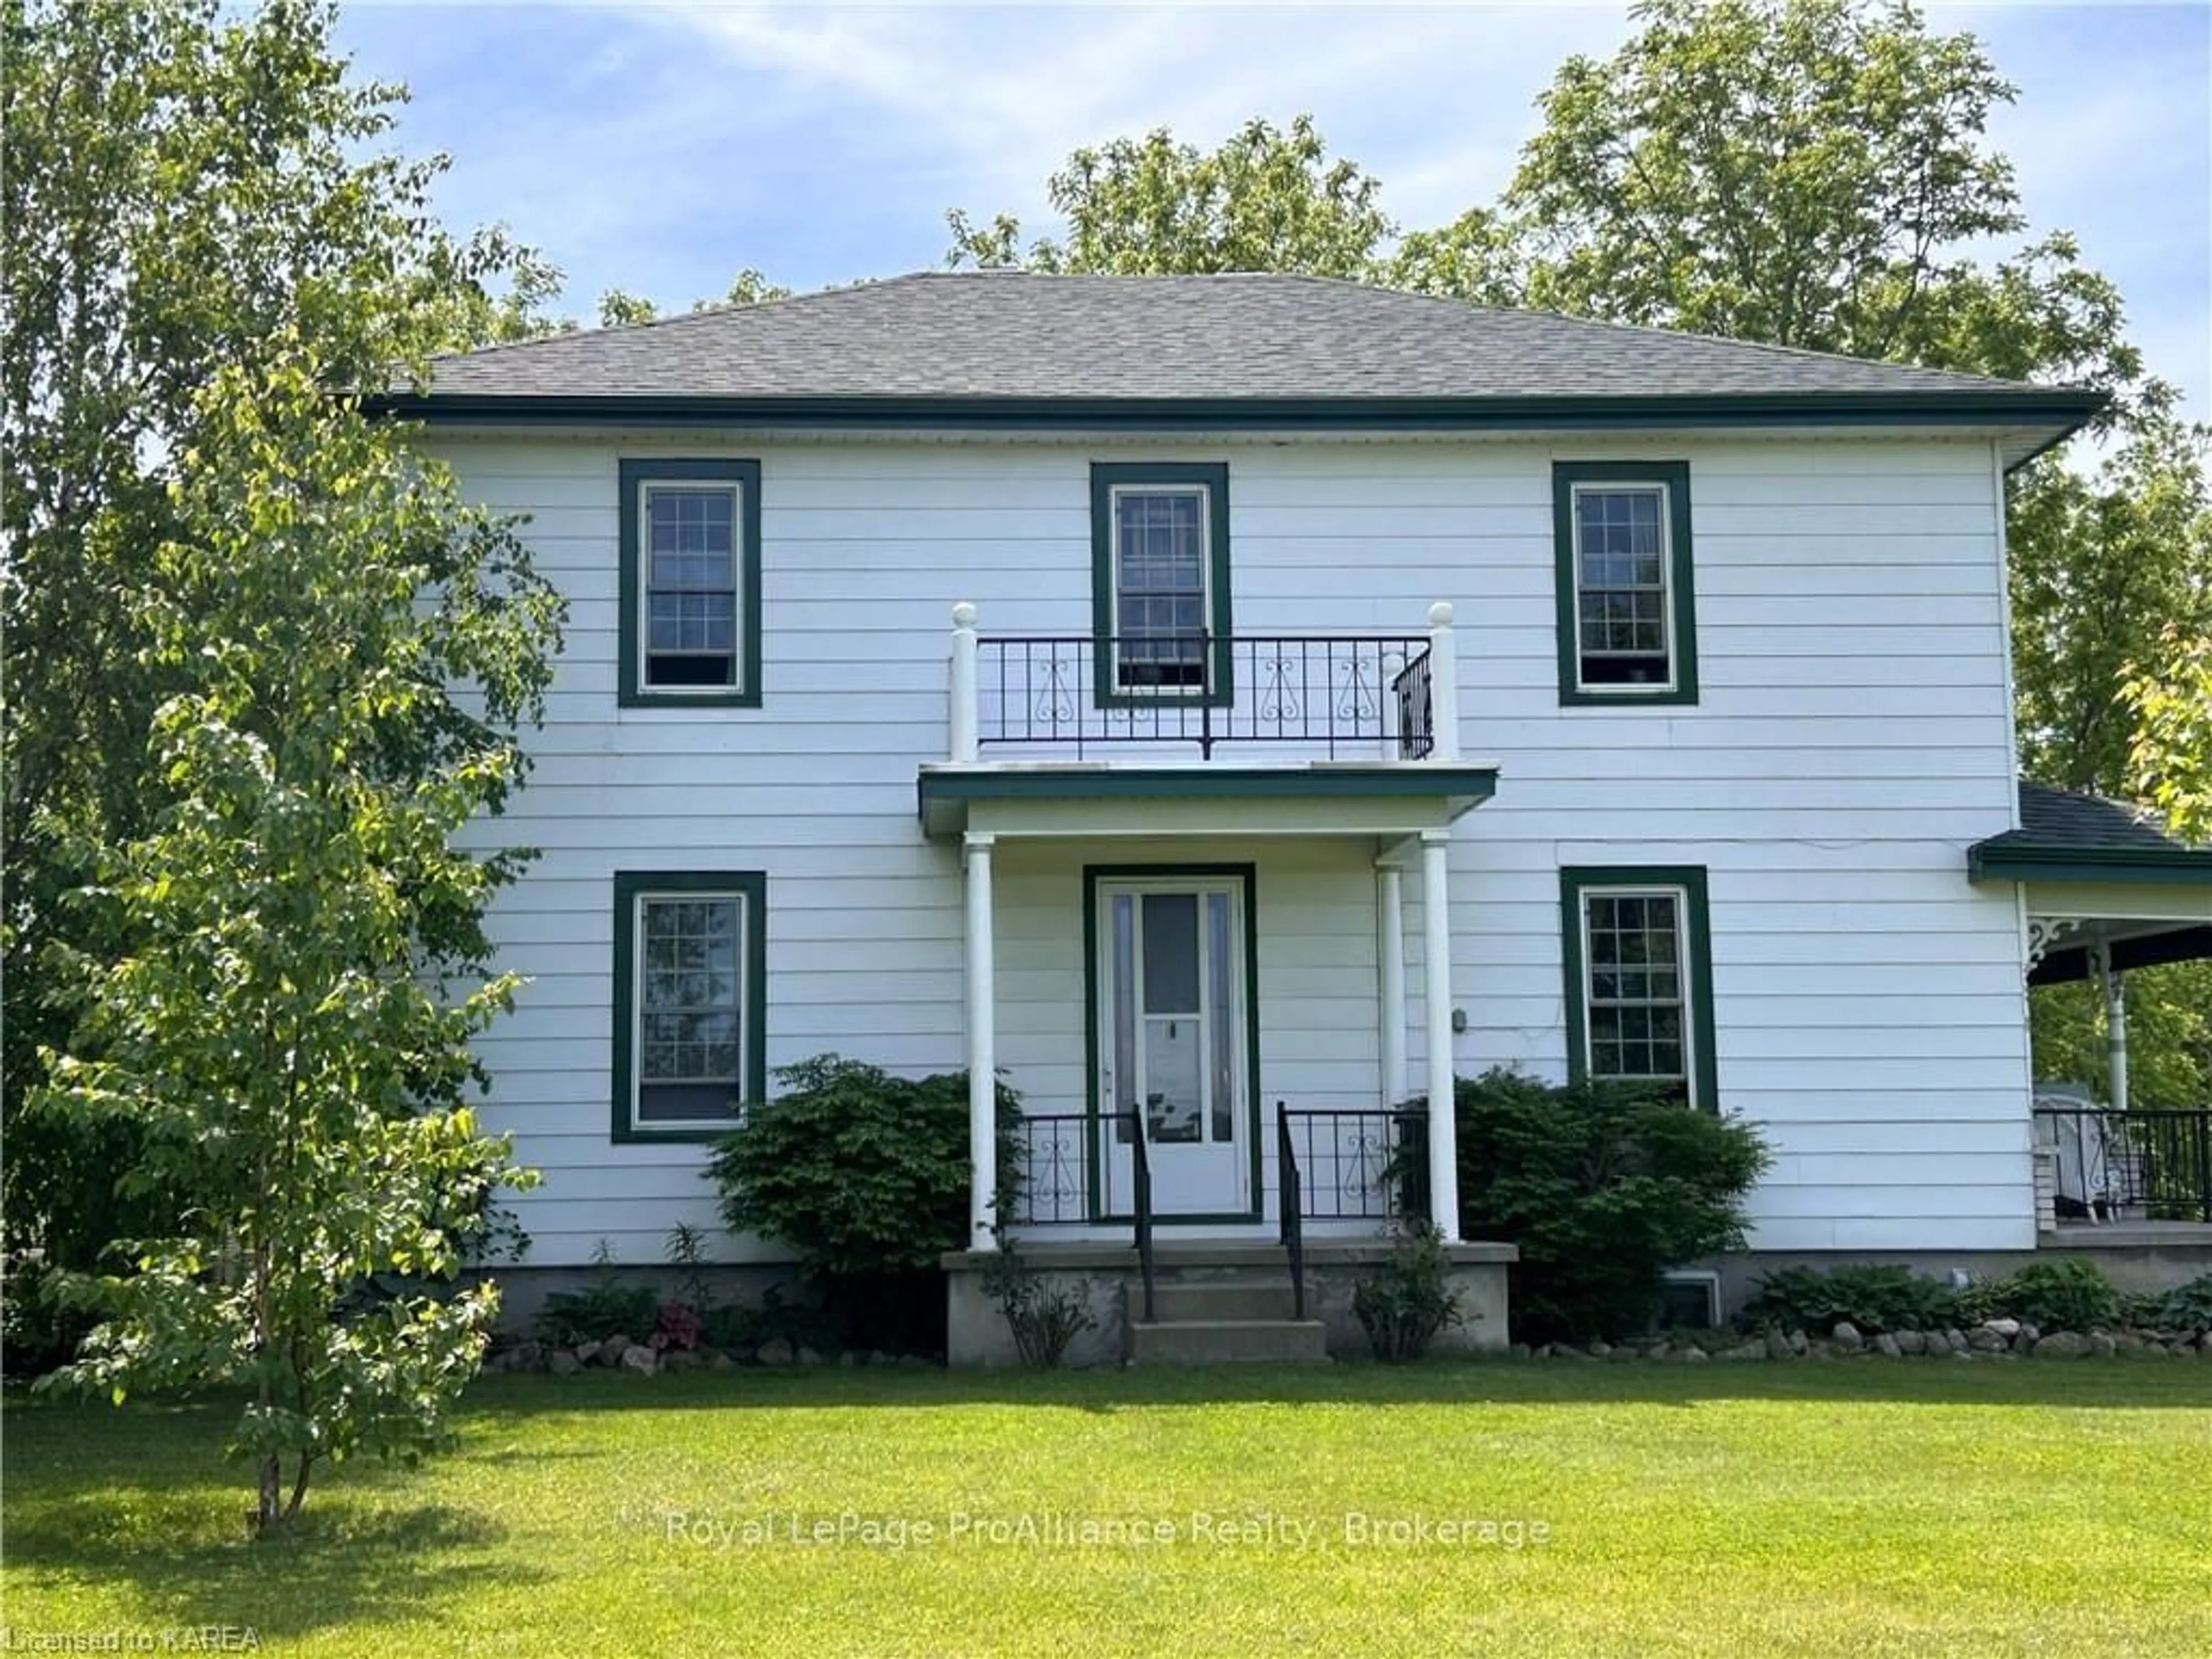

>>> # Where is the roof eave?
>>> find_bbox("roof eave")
[363,388,2105,456]
[1968,840,2212,886]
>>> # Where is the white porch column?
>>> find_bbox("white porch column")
[964,831,999,1251]
[1419,829,1461,1240]
[949,602,979,763]
[2097,941,2130,1112]
[1426,601,1460,763]
[1376,863,1407,1107]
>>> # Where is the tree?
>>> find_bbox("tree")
[946,115,1392,278]
[39,355,560,1531]
[1,0,564,1282]
[599,288,658,327]
[4,0,563,1526]
[2128,628,2212,843]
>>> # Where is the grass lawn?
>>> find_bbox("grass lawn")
[4,1361,2209,1657]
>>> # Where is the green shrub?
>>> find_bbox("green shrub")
[1351,1221,1463,1361]
[1740,1264,1961,1335]
[2126,1272,2212,1335]
[1968,1258,2121,1331]
[1396,1069,1769,1343]
[704,1055,1024,1281]
[534,1245,661,1346]
[980,1234,1096,1368]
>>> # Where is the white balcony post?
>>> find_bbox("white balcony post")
[964,831,999,1251]
[2097,941,2129,1113]
[1420,830,1461,1240]
[949,603,980,763]
[1377,863,1407,1107]
[1426,601,1460,763]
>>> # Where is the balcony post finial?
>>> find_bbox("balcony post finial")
[950,603,979,763]
[1426,600,1460,762]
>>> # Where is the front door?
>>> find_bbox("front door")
[1094,872,1253,1218]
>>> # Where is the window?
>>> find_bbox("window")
[618,459,762,706]
[1553,461,1697,704]
[612,872,767,1141]
[1560,866,1718,1111]
[1090,461,1232,706]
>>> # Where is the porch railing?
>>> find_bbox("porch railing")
[2035,1106,2212,1224]
[1279,1106,1429,1222]
[948,603,1461,764]
[1004,1109,1154,1320]
[1276,1103,1307,1320]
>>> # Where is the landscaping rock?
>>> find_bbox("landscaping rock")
[796,1346,825,1367]
[2089,1332,2118,1358]
[2034,1331,2092,1358]
[1679,1346,1709,1363]
[1894,1330,1925,1355]
[1968,1327,2009,1353]
[1764,1331,1792,1360]
[757,1338,796,1366]
[509,1340,547,1373]
[1983,1318,2021,1340]
[1719,1340,1766,1362]
[1587,1340,1612,1359]
[709,1351,738,1370]
[1787,1329,1810,1357]
[1645,1342,1672,1361]
[1607,1346,1638,1362]
[661,1349,703,1372]
[548,1351,582,1377]
[2113,1331,2146,1354]
[1832,1321,1863,1350]
[593,1335,633,1367]
[2020,1323,2041,1344]
[1555,1344,1597,1362]
[620,1344,658,1375]
[1875,1333,1902,1359]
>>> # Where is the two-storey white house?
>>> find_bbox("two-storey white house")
[380,273,2212,1360]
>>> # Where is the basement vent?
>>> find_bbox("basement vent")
[1660,1270,1722,1330]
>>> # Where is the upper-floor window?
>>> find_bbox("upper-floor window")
[618,458,763,707]
[1090,461,1232,707]
[1553,460,1698,706]
[1560,865,1718,1111]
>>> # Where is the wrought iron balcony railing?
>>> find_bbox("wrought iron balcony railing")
[2035,1105,2212,1224]
[945,603,1460,763]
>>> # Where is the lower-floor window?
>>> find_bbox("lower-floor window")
[1559,865,1717,1111]
[613,870,767,1140]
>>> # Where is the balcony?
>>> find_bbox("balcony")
[945,601,1460,766]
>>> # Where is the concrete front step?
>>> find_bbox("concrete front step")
[1127,1317,1331,1365]
[1125,1278,1300,1324]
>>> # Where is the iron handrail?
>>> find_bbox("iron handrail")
[1131,1111,1154,1323]
[1276,1101,1306,1321]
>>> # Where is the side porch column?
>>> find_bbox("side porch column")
[1420,829,1461,1240]
[965,831,998,1251]
[1376,862,1407,1106]
[2096,940,2130,1113]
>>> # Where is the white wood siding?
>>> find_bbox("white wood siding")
[440,433,2031,1264]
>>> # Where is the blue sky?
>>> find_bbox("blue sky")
[338,2,2210,419]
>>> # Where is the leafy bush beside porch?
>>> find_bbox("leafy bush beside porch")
[1403,1069,1770,1343]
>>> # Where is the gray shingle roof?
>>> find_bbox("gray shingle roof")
[2012,783,2192,854]
[416,272,2086,405]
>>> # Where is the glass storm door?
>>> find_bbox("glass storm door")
[1097,878,1250,1217]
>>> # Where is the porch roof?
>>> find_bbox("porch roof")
[915,761,1499,839]
[1974,785,2212,986]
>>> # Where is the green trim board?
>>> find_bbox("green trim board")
[616,458,764,709]
[1089,462,1233,709]
[611,870,770,1145]
[1081,863,1264,1225]
[1558,865,1720,1114]
[1967,842,2212,886]
[370,389,2104,468]
[1552,460,1698,707]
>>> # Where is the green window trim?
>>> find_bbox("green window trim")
[611,870,768,1144]
[1552,460,1698,707]
[618,457,764,709]
[1080,862,1263,1224]
[1559,865,1719,1113]
[1089,461,1233,710]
